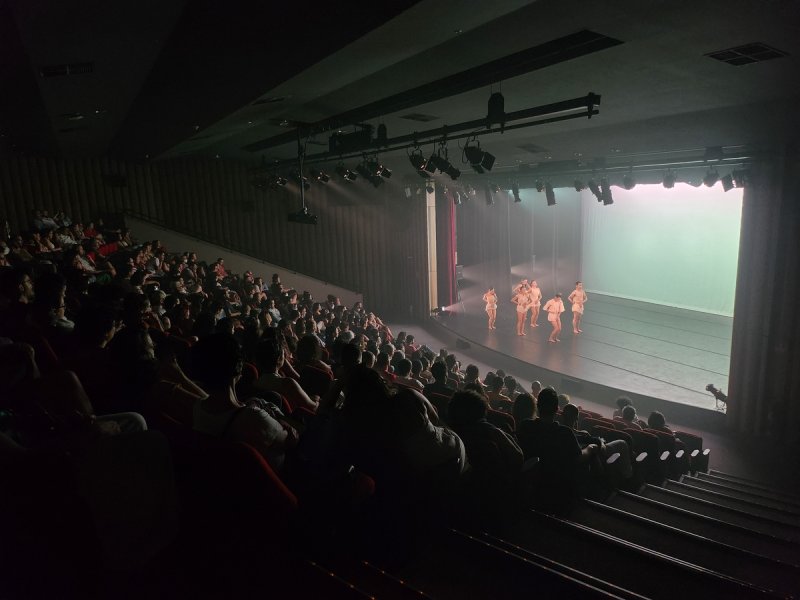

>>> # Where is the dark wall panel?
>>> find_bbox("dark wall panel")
[0,157,428,318]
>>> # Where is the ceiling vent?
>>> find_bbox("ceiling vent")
[40,62,94,77]
[706,43,788,66]
[400,113,439,122]
[517,143,549,154]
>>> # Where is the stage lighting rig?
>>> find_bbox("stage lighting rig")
[511,182,521,203]
[311,169,330,183]
[289,169,310,190]
[732,169,749,188]
[703,167,719,187]
[463,140,496,174]
[587,179,602,202]
[408,149,430,178]
[662,170,676,189]
[720,173,734,192]
[336,164,358,182]
[535,180,544,193]
[574,180,585,192]
[287,206,317,225]
[622,171,636,190]
[600,177,613,205]
[545,182,556,206]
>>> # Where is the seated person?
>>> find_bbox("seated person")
[612,396,632,419]
[253,338,318,413]
[621,405,644,430]
[561,403,632,480]
[460,364,485,390]
[647,411,674,435]
[516,388,600,505]
[486,375,513,414]
[191,333,297,471]
[393,358,424,392]
[511,393,535,428]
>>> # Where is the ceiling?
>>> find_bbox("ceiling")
[2,0,799,179]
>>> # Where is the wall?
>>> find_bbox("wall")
[0,156,430,318]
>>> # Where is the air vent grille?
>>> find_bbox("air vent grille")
[706,42,788,66]
[40,62,94,77]
[400,113,439,122]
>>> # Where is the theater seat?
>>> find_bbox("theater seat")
[299,364,333,397]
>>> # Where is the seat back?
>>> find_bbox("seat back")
[299,365,333,397]
[594,426,633,451]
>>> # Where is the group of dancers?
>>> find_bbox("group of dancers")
[482,280,587,343]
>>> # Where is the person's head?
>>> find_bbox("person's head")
[648,411,666,429]
[1,267,34,303]
[557,393,570,410]
[575,281,583,290]
[622,405,637,422]
[375,351,390,371]
[465,364,479,382]
[444,353,457,371]
[191,333,244,390]
[561,403,579,429]
[512,393,535,423]
[554,293,562,299]
[463,382,487,399]
[504,376,517,395]
[430,360,447,382]
[411,359,423,377]
[254,338,284,373]
[395,358,412,377]
[296,334,322,364]
[530,380,542,396]
[536,387,559,419]
[340,342,362,368]
[361,350,375,369]
[531,280,538,288]
[447,390,488,430]
[490,375,504,393]
[487,286,494,293]
[616,396,632,411]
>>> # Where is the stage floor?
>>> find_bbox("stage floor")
[440,291,732,411]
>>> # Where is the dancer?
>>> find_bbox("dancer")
[529,280,543,327]
[482,286,498,330]
[568,281,588,334]
[543,293,565,342]
[512,283,531,336]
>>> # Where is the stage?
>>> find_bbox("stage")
[431,287,732,427]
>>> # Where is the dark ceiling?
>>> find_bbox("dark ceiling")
[2,0,799,178]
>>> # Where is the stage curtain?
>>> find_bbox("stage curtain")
[728,150,800,442]
[436,188,457,307]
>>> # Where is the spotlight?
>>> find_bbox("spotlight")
[408,151,429,178]
[535,180,544,193]
[311,169,330,183]
[491,183,500,193]
[484,186,494,206]
[545,182,556,206]
[290,169,310,190]
[622,172,636,190]
[268,174,288,187]
[464,142,495,173]
[600,177,613,205]
[445,164,461,181]
[511,182,521,203]
[425,183,434,194]
[574,179,585,192]
[732,169,749,188]
[287,207,317,225]
[453,190,463,206]
[429,154,449,173]
[423,153,438,174]
[366,159,392,179]
[355,162,383,187]
[587,179,602,201]
[703,167,719,187]
[662,170,676,189]
[336,164,357,182]
[720,174,734,192]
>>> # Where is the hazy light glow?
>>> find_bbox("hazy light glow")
[580,183,742,316]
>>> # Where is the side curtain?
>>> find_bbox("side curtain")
[436,187,457,307]
[727,150,800,442]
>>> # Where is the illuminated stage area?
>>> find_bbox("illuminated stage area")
[438,286,731,415]
[444,183,741,424]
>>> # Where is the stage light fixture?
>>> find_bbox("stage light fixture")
[587,179,602,201]
[290,168,311,190]
[408,151,429,178]
[703,167,719,187]
[267,174,288,187]
[463,142,495,173]
[662,170,676,189]
[423,153,438,174]
[622,172,636,190]
[574,179,585,192]
[311,169,330,183]
[366,159,392,179]
[720,173,734,192]
[336,164,357,182]
[485,186,494,206]
[600,177,613,205]
[426,183,435,194]
[535,180,544,193]
[732,169,749,188]
[544,182,556,206]
[511,182,521,203]
[490,183,501,194]
[287,207,317,225]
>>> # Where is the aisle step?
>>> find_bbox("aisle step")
[699,471,800,502]
[608,491,800,564]
[681,475,800,512]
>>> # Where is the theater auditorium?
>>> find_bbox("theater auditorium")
[1,1,799,597]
